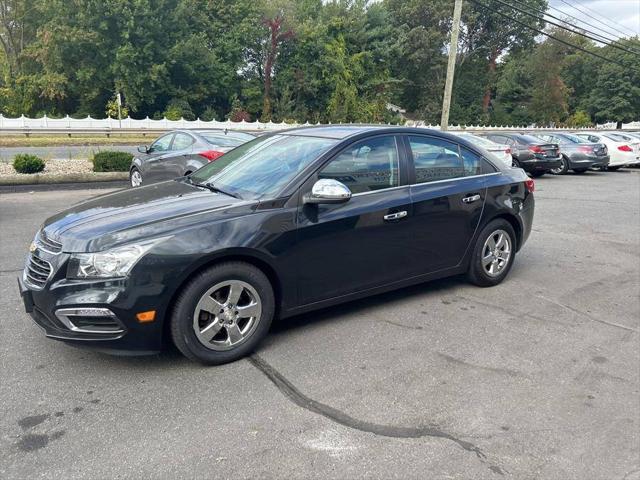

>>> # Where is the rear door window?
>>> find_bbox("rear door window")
[408,136,465,183]
[172,133,194,151]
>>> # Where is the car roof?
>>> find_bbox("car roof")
[273,124,481,144]
[277,124,393,139]
[192,129,255,137]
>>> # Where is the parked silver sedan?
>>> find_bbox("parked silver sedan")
[129,129,255,187]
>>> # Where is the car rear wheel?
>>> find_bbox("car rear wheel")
[467,219,516,287]
[170,262,274,365]
[130,167,143,187]
[550,156,568,175]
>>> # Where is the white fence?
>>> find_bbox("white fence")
[0,114,638,132]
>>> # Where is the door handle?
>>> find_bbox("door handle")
[383,211,408,221]
[462,194,481,204]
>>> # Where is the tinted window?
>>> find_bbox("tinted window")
[190,134,337,199]
[460,147,482,176]
[150,134,174,152]
[172,133,194,150]
[409,136,465,183]
[318,136,399,194]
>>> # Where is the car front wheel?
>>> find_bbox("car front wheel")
[170,262,275,365]
[467,219,516,287]
[130,167,143,187]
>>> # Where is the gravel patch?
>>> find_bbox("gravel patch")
[0,158,94,176]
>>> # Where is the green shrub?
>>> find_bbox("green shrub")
[13,154,45,174]
[92,151,134,172]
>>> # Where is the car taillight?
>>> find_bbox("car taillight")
[198,150,225,161]
[578,146,593,154]
[528,145,543,154]
[524,178,535,193]
[618,145,633,152]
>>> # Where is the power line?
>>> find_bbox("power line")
[510,0,640,54]
[547,4,627,42]
[491,0,640,56]
[554,0,639,38]
[468,0,628,67]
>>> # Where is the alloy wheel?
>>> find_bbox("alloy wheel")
[130,169,143,187]
[550,157,566,175]
[482,229,512,277]
[192,280,262,351]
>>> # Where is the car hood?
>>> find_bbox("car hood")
[42,180,249,252]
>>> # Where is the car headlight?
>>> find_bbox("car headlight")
[67,238,167,279]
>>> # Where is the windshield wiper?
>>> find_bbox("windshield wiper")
[188,178,240,199]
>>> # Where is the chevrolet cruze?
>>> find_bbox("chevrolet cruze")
[19,126,535,365]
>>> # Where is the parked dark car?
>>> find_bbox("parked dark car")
[19,126,534,364]
[481,133,562,177]
[534,132,609,173]
[129,129,255,187]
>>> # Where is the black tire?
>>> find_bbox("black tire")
[608,166,621,171]
[573,168,588,174]
[512,158,521,168]
[170,262,275,365]
[129,167,143,187]
[550,156,569,175]
[530,171,545,178]
[467,219,517,287]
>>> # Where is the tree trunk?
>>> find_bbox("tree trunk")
[482,51,498,113]
[262,18,281,122]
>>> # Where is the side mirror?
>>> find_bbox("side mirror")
[304,179,352,204]
[137,145,149,154]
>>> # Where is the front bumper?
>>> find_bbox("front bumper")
[18,256,170,354]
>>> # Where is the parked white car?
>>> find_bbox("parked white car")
[574,132,640,170]
[454,133,513,168]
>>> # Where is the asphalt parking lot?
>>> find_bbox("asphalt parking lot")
[1,170,639,479]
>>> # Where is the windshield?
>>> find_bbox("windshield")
[518,134,547,144]
[189,134,338,199]
[605,133,634,142]
[558,133,585,144]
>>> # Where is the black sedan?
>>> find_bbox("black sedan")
[129,129,255,187]
[482,133,562,177]
[19,126,534,364]
[534,132,609,174]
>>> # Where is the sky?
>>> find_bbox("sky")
[549,0,640,38]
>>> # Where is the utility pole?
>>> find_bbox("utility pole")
[116,92,122,130]
[440,0,463,131]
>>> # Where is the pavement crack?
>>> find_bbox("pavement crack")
[436,352,527,379]
[536,294,637,333]
[382,319,423,330]
[249,354,504,474]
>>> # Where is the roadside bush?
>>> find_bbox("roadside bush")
[13,154,45,174]
[92,151,133,172]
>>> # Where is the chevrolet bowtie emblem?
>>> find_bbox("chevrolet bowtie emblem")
[29,242,37,253]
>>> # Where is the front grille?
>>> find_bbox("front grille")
[37,231,63,254]
[25,254,52,289]
[71,316,123,332]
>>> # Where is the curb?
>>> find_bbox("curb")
[0,171,128,186]
[0,180,128,193]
